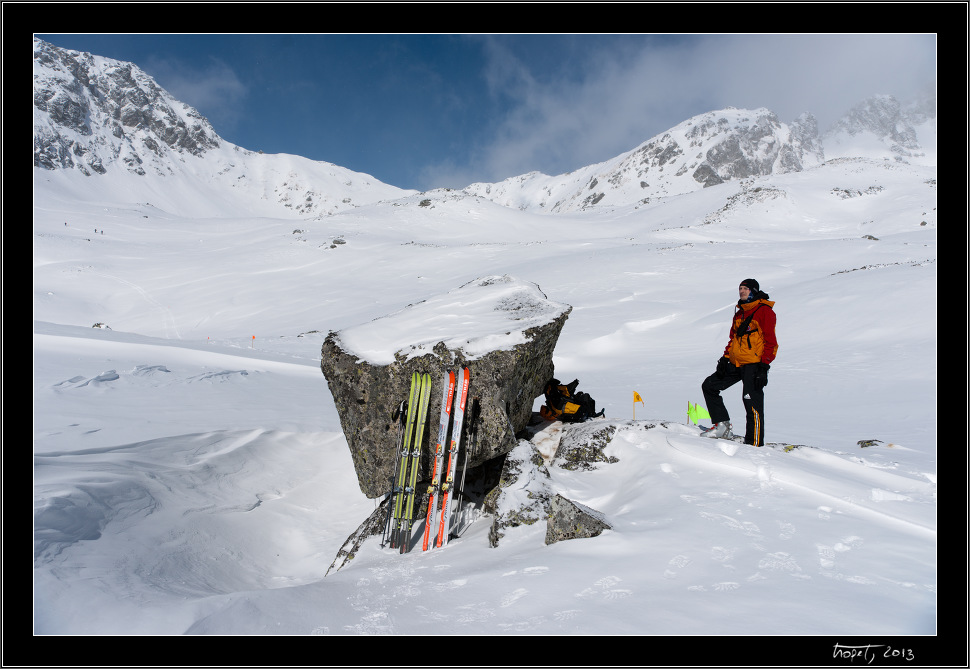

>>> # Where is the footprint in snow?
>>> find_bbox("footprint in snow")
[500,587,528,607]
[835,535,864,551]
[664,554,691,579]
[497,615,546,633]
[778,521,796,540]
[817,544,837,569]
[700,511,761,537]
[818,535,864,572]
[432,578,468,592]
[456,602,495,624]
[601,588,633,600]
[595,575,622,588]
[343,611,394,634]
[758,551,803,574]
[575,575,630,600]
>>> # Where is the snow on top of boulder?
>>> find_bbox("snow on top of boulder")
[335,275,571,365]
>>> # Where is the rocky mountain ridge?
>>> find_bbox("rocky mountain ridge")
[821,92,937,165]
[460,108,827,213]
[33,37,935,217]
[33,37,220,176]
[32,38,411,218]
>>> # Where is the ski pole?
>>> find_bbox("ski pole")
[454,397,480,539]
[382,399,407,548]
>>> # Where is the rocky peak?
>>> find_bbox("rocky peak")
[822,92,936,164]
[681,108,822,187]
[461,107,825,213]
[33,37,221,175]
[832,95,916,149]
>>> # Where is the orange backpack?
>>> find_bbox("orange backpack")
[540,378,602,422]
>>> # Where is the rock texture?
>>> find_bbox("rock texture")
[822,93,936,164]
[552,421,620,471]
[686,109,824,187]
[484,440,551,548]
[33,37,411,218]
[545,494,612,545]
[320,276,571,498]
[485,418,622,548]
[460,107,828,212]
[33,37,220,175]
[326,499,390,576]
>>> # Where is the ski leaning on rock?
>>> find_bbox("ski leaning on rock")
[436,367,470,548]
[383,375,416,549]
[399,372,432,553]
[388,371,431,552]
[422,370,456,551]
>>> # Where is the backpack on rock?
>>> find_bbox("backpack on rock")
[540,378,604,423]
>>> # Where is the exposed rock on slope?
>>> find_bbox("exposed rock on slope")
[485,418,622,547]
[32,37,413,217]
[33,37,220,175]
[462,108,825,213]
[822,93,936,165]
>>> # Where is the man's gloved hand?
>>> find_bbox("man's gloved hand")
[754,362,770,386]
[716,357,731,377]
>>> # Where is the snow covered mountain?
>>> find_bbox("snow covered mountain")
[459,95,935,214]
[821,92,937,166]
[461,108,825,212]
[33,38,220,175]
[32,37,412,219]
[33,37,935,218]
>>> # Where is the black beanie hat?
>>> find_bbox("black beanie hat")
[739,278,760,292]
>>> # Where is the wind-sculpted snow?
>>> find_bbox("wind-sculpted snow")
[34,350,937,636]
[35,429,346,595]
[662,431,936,538]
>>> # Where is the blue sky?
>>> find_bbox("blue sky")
[36,33,937,191]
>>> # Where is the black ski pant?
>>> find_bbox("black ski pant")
[701,362,766,446]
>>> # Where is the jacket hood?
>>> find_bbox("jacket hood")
[739,297,775,310]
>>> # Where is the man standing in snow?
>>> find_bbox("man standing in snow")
[701,279,778,447]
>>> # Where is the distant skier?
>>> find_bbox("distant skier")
[700,279,778,447]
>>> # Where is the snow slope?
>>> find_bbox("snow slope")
[32,154,941,652]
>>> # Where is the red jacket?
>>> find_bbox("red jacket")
[723,298,778,366]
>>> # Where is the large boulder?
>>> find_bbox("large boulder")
[320,275,571,498]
